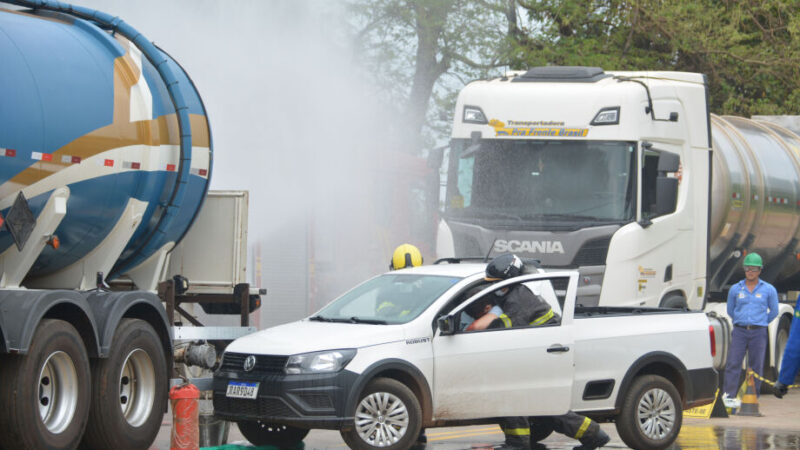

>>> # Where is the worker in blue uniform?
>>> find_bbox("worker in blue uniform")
[773,299,800,398]
[723,252,779,406]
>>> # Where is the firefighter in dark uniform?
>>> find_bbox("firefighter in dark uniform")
[468,254,610,450]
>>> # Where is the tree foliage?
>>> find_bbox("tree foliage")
[348,0,800,147]
[513,0,800,116]
[346,0,511,152]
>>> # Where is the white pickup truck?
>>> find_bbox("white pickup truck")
[213,262,717,450]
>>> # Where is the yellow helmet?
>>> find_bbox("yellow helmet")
[390,244,423,270]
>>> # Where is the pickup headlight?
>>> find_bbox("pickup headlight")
[284,349,356,375]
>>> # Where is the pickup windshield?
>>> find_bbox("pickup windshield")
[312,274,461,325]
[445,139,636,229]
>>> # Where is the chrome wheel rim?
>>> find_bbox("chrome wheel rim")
[119,349,156,427]
[777,328,789,373]
[38,351,78,434]
[637,387,676,440]
[355,392,409,446]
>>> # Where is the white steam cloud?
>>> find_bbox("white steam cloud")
[70,0,422,327]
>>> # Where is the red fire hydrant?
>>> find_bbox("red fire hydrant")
[170,383,200,450]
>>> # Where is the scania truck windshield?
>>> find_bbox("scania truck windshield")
[445,139,637,229]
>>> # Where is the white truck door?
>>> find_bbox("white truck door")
[431,273,576,420]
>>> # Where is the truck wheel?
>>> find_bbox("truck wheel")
[529,416,554,442]
[761,315,791,394]
[615,375,681,450]
[340,378,422,450]
[237,420,309,446]
[81,319,167,449]
[0,319,90,450]
[659,294,686,309]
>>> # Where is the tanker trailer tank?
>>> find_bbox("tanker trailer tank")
[0,0,212,290]
[709,114,800,293]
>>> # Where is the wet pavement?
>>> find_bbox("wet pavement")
[149,390,800,449]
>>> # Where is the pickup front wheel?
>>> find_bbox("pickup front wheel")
[340,377,422,450]
[616,375,682,450]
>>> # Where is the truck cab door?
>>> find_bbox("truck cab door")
[431,273,576,420]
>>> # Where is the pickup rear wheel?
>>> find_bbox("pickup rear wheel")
[616,375,681,450]
[340,377,422,450]
[81,319,167,449]
[0,319,90,450]
[237,420,309,447]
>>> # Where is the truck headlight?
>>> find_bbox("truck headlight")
[590,106,620,125]
[284,349,356,374]
[463,105,488,124]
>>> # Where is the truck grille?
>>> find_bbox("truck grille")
[572,237,610,266]
[213,393,298,418]
[221,353,288,373]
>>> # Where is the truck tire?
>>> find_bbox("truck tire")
[81,319,167,449]
[761,315,791,394]
[237,420,309,447]
[659,294,687,309]
[529,416,554,442]
[615,375,682,450]
[0,319,90,450]
[340,377,422,450]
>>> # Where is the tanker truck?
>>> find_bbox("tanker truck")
[435,66,796,382]
[0,1,260,448]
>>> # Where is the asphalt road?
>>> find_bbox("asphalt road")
[150,390,800,449]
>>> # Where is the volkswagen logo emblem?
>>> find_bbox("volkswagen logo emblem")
[243,355,256,372]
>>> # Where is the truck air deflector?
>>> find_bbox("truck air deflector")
[513,66,610,83]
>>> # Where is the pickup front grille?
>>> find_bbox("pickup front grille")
[213,393,298,418]
[221,353,288,373]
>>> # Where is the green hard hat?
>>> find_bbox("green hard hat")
[743,252,763,268]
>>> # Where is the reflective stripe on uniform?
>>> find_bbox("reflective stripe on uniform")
[501,427,531,436]
[530,308,554,326]
[574,416,592,438]
[499,314,512,328]
[377,301,394,313]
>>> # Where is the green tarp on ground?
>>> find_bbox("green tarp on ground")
[201,443,304,450]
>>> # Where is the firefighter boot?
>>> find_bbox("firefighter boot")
[498,417,531,450]
[573,428,610,450]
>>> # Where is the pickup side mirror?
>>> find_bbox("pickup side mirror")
[437,315,456,336]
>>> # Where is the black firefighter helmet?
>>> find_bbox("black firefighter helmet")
[485,253,524,281]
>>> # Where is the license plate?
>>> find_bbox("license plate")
[226,381,259,399]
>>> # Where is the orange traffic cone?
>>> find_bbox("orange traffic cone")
[737,369,762,417]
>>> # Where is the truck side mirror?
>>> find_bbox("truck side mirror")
[655,151,680,216]
[437,315,456,335]
[655,177,678,215]
[657,151,680,172]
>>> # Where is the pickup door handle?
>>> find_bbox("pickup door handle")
[547,345,570,353]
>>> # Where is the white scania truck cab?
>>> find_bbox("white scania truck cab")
[437,66,796,378]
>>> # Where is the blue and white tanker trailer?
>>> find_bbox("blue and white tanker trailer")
[0,2,259,448]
